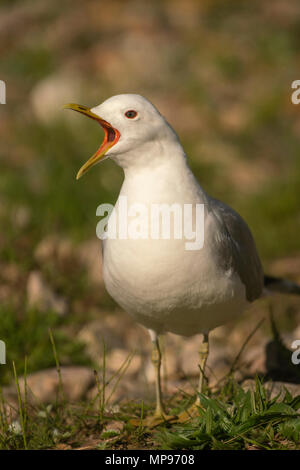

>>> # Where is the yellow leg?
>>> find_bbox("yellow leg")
[177,333,209,422]
[152,335,165,417]
[195,332,209,405]
[130,331,176,428]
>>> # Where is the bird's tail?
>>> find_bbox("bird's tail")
[264,274,300,295]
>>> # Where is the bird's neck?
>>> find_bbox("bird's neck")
[119,142,207,205]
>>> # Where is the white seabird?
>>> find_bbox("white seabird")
[65,94,300,426]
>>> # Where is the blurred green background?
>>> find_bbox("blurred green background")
[1,0,300,384]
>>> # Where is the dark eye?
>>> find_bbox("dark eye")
[125,110,138,119]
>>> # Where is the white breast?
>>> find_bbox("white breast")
[101,160,248,336]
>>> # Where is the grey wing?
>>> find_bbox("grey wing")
[209,198,264,302]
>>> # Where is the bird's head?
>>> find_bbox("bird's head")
[64,94,179,179]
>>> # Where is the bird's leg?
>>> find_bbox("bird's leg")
[177,333,209,422]
[195,332,209,404]
[151,334,165,417]
[130,330,176,428]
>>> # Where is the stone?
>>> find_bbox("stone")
[242,379,300,399]
[3,366,95,406]
[34,236,74,265]
[78,315,136,362]
[77,238,103,285]
[106,348,141,376]
[87,376,150,406]
[27,271,68,315]
[240,340,268,376]
[269,255,300,279]
[30,73,83,124]
[0,262,21,284]
[14,205,31,229]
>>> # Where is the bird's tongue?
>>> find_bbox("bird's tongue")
[107,127,116,142]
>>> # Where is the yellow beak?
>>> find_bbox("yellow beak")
[63,103,120,179]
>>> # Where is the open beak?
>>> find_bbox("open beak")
[63,103,120,179]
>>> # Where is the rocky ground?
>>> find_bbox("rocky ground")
[2,236,300,421]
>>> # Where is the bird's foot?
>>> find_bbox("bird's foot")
[176,402,203,423]
[130,410,177,428]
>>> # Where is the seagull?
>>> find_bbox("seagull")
[64,94,300,426]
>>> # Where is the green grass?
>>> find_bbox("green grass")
[0,305,91,385]
[158,379,300,450]
[1,365,300,450]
